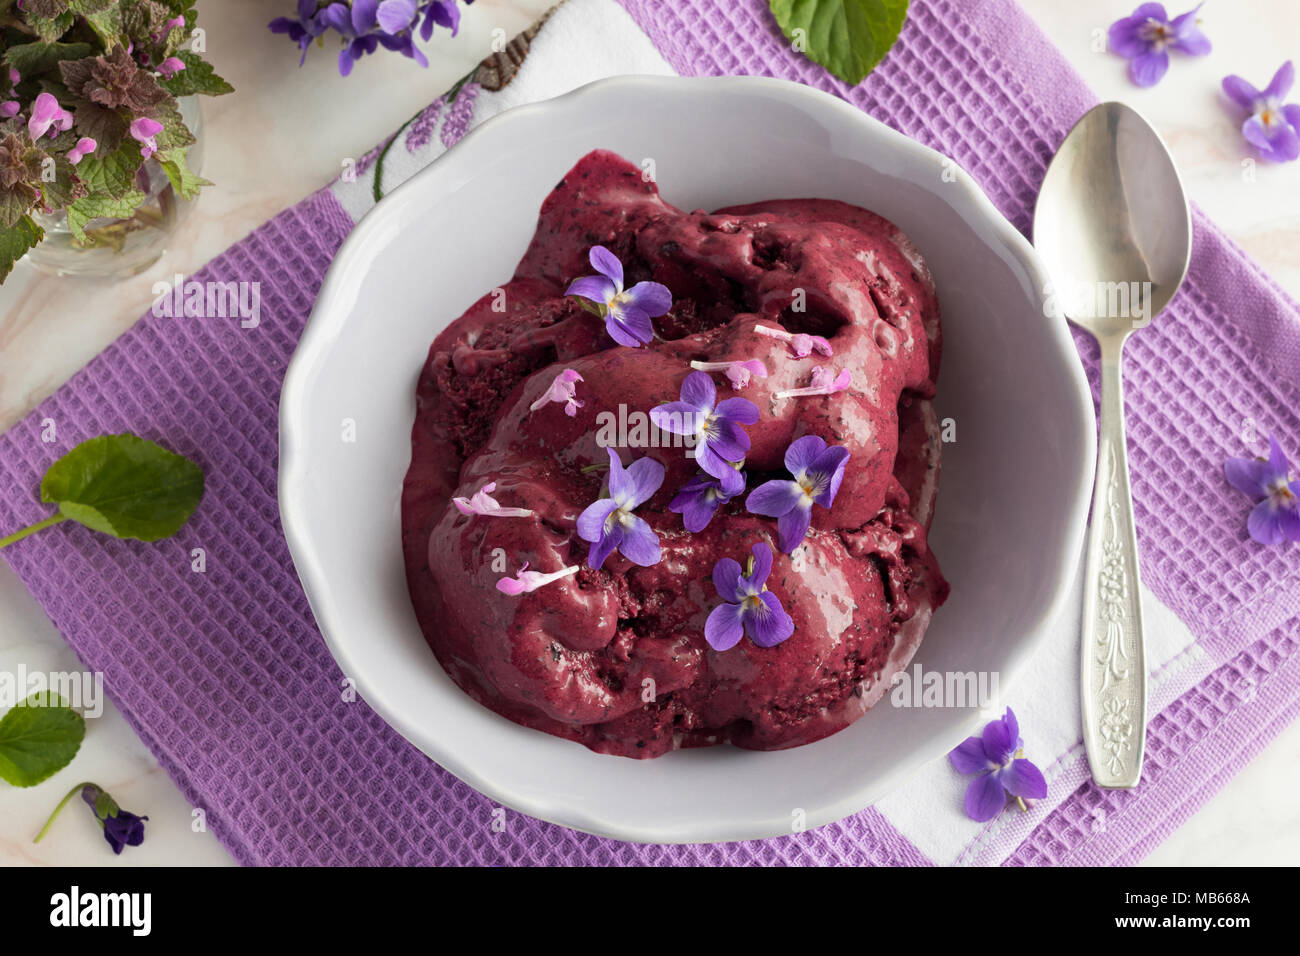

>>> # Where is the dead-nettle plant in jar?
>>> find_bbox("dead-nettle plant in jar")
[0,0,233,281]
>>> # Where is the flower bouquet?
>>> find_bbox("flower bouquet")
[270,0,470,75]
[0,0,232,281]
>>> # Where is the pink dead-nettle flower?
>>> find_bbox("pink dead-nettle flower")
[689,358,768,390]
[158,57,187,78]
[774,365,852,400]
[753,323,833,358]
[0,102,18,119]
[529,368,584,417]
[9,68,19,84]
[66,137,97,165]
[28,92,73,140]
[155,16,186,41]
[496,562,580,595]
[452,481,534,518]
[130,117,164,159]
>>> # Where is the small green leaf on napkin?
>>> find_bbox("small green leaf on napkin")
[768,0,910,86]
[39,434,205,542]
[0,693,86,788]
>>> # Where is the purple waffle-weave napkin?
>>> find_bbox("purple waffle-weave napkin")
[2,0,1298,866]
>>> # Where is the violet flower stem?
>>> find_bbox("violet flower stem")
[0,514,67,551]
[33,782,95,843]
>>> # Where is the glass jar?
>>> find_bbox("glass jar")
[25,96,204,279]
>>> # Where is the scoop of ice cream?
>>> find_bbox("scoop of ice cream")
[402,150,948,757]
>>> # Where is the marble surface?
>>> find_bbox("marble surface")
[0,0,1296,866]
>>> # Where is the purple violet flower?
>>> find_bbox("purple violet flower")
[669,472,741,532]
[948,708,1048,822]
[746,435,849,553]
[529,368,584,417]
[377,0,418,34]
[704,542,794,651]
[689,358,768,390]
[452,481,533,518]
[269,0,328,65]
[1223,61,1300,163]
[774,365,852,400]
[753,323,832,358]
[34,782,147,855]
[565,245,673,347]
[650,371,758,496]
[577,447,665,569]
[496,561,578,595]
[421,0,461,40]
[1225,434,1300,545]
[273,0,467,75]
[339,34,381,76]
[1108,3,1211,87]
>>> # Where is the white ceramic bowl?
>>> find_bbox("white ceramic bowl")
[279,75,1094,843]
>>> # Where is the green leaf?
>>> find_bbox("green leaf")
[0,185,36,231]
[40,433,204,541]
[38,153,80,211]
[0,216,44,285]
[0,692,85,788]
[158,50,233,98]
[2,41,92,78]
[65,189,144,242]
[156,146,209,200]
[83,5,124,46]
[67,0,115,13]
[68,100,131,153]
[26,10,75,43]
[148,96,196,153]
[768,0,910,86]
[69,140,140,200]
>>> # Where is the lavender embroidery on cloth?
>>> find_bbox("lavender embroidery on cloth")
[441,82,480,148]
[406,96,446,153]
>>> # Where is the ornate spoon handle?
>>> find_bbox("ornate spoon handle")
[1080,338,1147,788]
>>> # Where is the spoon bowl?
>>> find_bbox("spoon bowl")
[1036,102,1191,339]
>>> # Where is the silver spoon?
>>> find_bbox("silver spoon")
[1033,102,1192,789]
